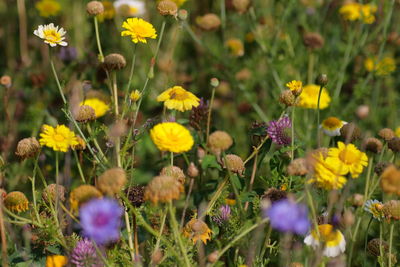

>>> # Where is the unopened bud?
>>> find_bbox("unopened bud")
[187,162,199,178]
[316,74,328,86]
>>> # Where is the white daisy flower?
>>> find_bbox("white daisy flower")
[33,23,67,47]
[319,117,347,137]
[364,199,384,221]
[114,0,146,17]
[304,224,346,258]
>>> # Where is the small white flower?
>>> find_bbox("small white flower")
[304,224,346,258]
[319,117,347,137]
[33,23,67,47]
[114,0,146,17]
[364,199,384,221]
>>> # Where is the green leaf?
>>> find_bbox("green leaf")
[230,174,242,190]
[201,155,222,170]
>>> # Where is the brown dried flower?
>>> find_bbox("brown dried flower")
[144,175,184,204]
[97,167,127,196]
[15,137,40,159]
[380,165,400,195]
[196,14,221,31]
[160,166,186,185]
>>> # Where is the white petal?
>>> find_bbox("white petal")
[59,41,68,46]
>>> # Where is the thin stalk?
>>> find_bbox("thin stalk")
[0,201,8,267]
[167,202,192,267]
[170,152,174,166]
[244,152,258,211]
[307,52,314,85]
[112,72,122,167]
[347,217,362,266]
[363,157,373,200]
[364,217,373,267]
[49,56,67,105]
[73,150,86,183]
[291,106,295,160]
[316,85,323,147]
[152,211,167,264]
[206,87,216,144]
[305,187,319,237]
[86,124,108,163]
[180,177,195,227]
[55,152,60,215]
[121,44,137,119]
[388,223,394,267]
[124,210,136,263]
[94,16,104,62]
[31,156,42,223]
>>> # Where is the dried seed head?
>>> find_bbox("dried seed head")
[341,210,355,227]
[72,136,86,150]
[125,185,145,207]
[380,165,400,196]
[223,154,245,176]
[15,137,40,159]
[157,0,178,16]
[367,238,389,257]
[4,191,29,213]
[103,53,126,71]
[305,147,329,170]
[363,137,383,154]
[160,166,186,185]
[86,1,104,16]
[97,167,127,196]
[382,200,400,220]
[340,122,361,142]
[75,105,96,122]
[69,185,102,212]
[232,0,251,14]
[42,184,66,203]
[207,251,219,263]
[287,158,308,176]
[151,249,163,264]
[262,188,287,203]
[183,218,212,244]
[303,32,325,50]
[388,137,400,153]
[378,128,395,142]
[279,90,296,107]
[196,14,221,31]
[144,175,184,204]
[208,131,233,155]
[187,162,199,178]
[0,75,12,88]
[355,105,370,119]
[349,193,364,207]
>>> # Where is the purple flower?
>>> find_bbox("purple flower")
[264,199,310,235]
[267,116,292,146]
[212,205,231,225]
[70,239,104,267]
[58,46,77,63]
[79,198,123,245]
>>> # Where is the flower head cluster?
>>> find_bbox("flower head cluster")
[364,57,396,76]
[34,23,67,47]
[80,98,109,118]
[121,17,157,44]
[183,218,212,244]
[264,199,310,235]
[364,199,384,221]
[39,124,78,152]
[320,117,347,137]
[157,86,200,112]
[339,2,377,24]
[212,205,231,225]
[297,84,331,109]
[79,198,123,245]
[267,116,292,146]
[35,0,61,17]
[70,239,104,267]
[286,80,303,96]
[304,224,346,258]
[150,122,194,153]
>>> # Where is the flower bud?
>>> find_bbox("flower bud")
[178,9,188,20]
[316,74,328,86]
[232,0,251,14]
[388,137,400,153]
[223,154,245,176]
[303,32,324,50]
[15,137,40,159]
[160,166,186,185]
[207,251,219,263]
[144,175,184,204]
[378,128,395,142]
[355,105,369,119]
[196,14,221,31]
[75,105,96,123]
[349,193,364,207]
[151,249,163,264]
[208,131,233,155]
[279,90,296,107]
[380,165,400,196]
[42,184,66,203]
[382,200,400,220]
[287,158,308,176]
[187,162,199,178]
[86,1,104,16]
[262,188,287,203]
[340,122,361,142]
[0,75,12,88]
[363,137,383,154]
[210,77,219,88]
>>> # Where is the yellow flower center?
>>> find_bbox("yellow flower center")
[339,148,358,164]
[44,29,60,42]
[322,117,342,130]
[169,89,189,101]
[53,134,65,142]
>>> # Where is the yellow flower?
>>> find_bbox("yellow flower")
[39,125,79,152]
[395,127,400,137]
[225,38,244,57]
[309,153,347,190]
[297,84,331,109]
[364,57,396,76]
[80,98,109,118]
[46,255,68,267]
[121,18,157,44]
[33,23,67,47]
[183,218,212,244]
[150,122,194,153]
[327,141,368,178]
[320,117,347,137]
[97,1,115,22]
[157,86,200,112]
[35,0,61,17]
[339,3,376,24]
[285,80,303,96]
[304,224,346,258]
[130,90,141,102]
[4,191,29,213]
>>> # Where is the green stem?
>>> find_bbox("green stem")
[112,72,122,168]
[307,52,314,85]
[86,124,108,164]
[94,16,104,62]
[167,202,191,267]
[291,106,295,160]
[153,211,167,259]
[49,55,67,105]
[363,157,373,200]
[31,156,42,224]
[124,210,136,263]
[73,150,85,183]
[348,217,362,266]
[316,85,323,147]
[388,223,394,267]
[305,186,319,237]
[206,87,216,145]
[364,217,373,267]
[170,152,174,167]
[121,45,137,119]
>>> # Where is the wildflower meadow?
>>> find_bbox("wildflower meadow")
[1,0,400,266]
